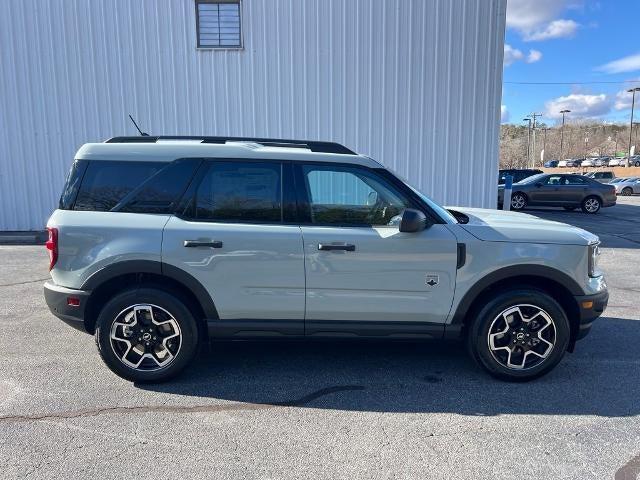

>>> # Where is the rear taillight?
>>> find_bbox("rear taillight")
[45,227,58,271]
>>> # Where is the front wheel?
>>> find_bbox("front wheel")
[621,187,633,196]
[581,196,601,214]
[95,287,199,382]
[466,289,570,381]
[510,193,527,211]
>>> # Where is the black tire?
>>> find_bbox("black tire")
[510,192,527,211]
[581,195,601,214]
[621,187,633,196]
[95,287,199,383]
[563,206,577,211]
[466,288,570,381]
[635,160,640,167]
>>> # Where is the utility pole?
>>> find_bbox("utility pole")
[523,117,532,167]
[542,127,548,163]
[559,109,571,162]
[628,88,640,161]
[529,113,543,168]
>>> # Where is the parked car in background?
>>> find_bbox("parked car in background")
[585,171,615,183]
[498,168,543,185]
[631,156,640,167]
[608,157,624,167]
[594,157,610,167]
[497,173,617,213]
[564,159,581,168]
[608,177,627,184]
[544,160,559,168]
[580,158,596,167]
[558,159,568,168]
[614,177,640,196]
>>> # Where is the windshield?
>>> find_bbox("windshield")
[516,173,546,184]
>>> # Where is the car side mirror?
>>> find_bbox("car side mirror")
[399,208,428,233]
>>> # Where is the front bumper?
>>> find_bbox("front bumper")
[43,281,91,332]
[573,289,609,340]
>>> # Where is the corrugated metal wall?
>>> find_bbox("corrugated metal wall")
[0,0,506,231]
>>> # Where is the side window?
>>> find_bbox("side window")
[565,176,586,185]
[193,161,282,222]
[301,164,411,226]
[74,161,164,211]
[544,175,562,186]
[118,159,201,214]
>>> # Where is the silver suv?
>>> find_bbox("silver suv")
[44,136,608,382]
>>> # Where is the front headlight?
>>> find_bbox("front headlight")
[588,242,601,277]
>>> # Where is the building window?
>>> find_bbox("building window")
[196,0,242,49]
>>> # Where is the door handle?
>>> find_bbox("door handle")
[183,240,223,248]
[318,243,356,251]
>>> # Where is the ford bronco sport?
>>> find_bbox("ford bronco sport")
[44,136,608,382]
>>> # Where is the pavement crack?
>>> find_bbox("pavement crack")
[0,385,365,423]
[0,277,48,287]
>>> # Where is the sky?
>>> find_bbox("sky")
[502,0,640,126]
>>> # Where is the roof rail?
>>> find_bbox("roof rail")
[104,136,356,155]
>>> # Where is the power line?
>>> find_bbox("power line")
[504,80,640,85]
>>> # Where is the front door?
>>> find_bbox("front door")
[295,163,458,336]
[162,160,305,334]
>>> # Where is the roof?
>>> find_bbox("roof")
[75,141,381,168]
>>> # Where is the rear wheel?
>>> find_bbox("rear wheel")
[510,193,527,211]
[95,287,199,383]
[466,289,570,381]
[581,196,601,214]
[622,187,633,196]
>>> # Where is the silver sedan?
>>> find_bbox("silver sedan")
[614,177,640,195]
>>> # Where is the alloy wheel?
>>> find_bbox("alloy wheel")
[584,198,600,213]
[109,304,182,371]
[511,194,526,210]
[487,304,556,370]
[622,188,632,196]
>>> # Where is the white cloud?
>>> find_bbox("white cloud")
[501,105,510,123]
[544,93,612,120]
[596,53,640,74]
[504,44,524,66]
[614,86,640,111]
[504,45,543,66]
[506,0,580,42]
[526,49,543,63]
[523,19,579,41]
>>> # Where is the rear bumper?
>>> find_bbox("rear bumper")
[43,281,91,333]
[573,289,608,340]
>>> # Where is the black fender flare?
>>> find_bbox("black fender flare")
[81,260,218,319]
[449,264,584,325]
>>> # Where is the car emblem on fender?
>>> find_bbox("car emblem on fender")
[425,275,439,287]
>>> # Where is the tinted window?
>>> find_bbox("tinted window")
[59,160,88,209]
[302,164,410,226]
[118,159,201,214]
[194,161,282,222]
[544,175,563,185]
[74,161,164,211]
[565,176,587,185]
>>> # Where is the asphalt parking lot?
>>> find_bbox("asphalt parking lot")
[1,196,639,480]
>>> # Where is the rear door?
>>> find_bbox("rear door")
[295,162,458,336]
[162,160,305,334]
[528,174,562,205]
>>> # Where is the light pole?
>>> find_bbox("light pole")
[628,88,640,162]
[523,117,532,167]
[529,113,543,168]
[559,109,571,162]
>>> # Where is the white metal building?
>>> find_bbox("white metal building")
[0,0,506,231]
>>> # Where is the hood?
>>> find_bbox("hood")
[446,207,598,246]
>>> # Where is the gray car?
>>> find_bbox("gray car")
[614,177,640,196]
[44,137,609,383]
[498,173,617,214]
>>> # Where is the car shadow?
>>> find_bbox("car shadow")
[522,201,640,249]
[138,316,640,417]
